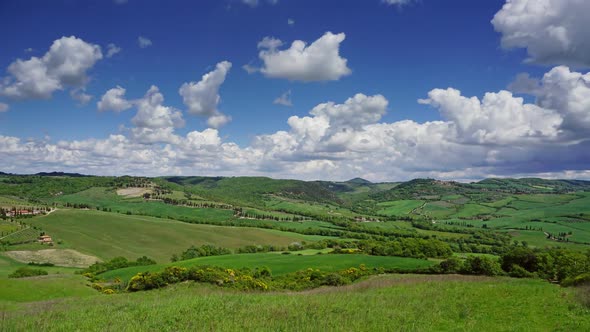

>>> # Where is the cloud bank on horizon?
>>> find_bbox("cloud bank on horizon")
[0,0,589,182]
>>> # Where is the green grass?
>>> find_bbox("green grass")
[481,196,515,208]
[503,230,588,250]
[0,254,79,278]
[0,220,20,235]
[376,200,424,216]
[451,203,495,218]
[0,254,92,304]
[516,193,579,204]
[430,193,590,249]
[3,275,589,331]
[242,207,300,219]
[99,253,435,282]
[0,195,36,208]
[419,202,457,219]
[0,274,94,304]
[26,210,329,262]
[0,227,39,245]
[54,187,235,223]
[264,196,357,218]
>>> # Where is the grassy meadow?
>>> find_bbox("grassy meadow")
[0,254,92,305]
[3,275,589,331]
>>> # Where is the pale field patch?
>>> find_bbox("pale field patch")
[4,249,100,267]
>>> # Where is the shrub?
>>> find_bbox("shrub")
[9,267,48,278]
[460,256,504,276]
[125,264,374,293]
[178,245,232,261]
[127,272,156,291]
[253,266,272,278]
[321,273,351,286]
[438,257,463,274]
[28,262,55,267]
[81,256,157,275]
[562,273,590,287]
[501,247,538,273]
[508,264,534,278]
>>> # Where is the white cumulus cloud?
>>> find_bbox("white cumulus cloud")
[132,85,184,130]
[179,61,232,128]
[0,36,103,101]
[2,67,590,181]
[419,88,562,144]
[97,86,133,112]
[492,0,590,67]
[512,66,590,134]
[258,32,351,82]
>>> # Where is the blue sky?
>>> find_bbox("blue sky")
[0,0,589,181]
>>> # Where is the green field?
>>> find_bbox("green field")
[3,275,589,331]
[53,187,235,223]
[0,195,37,208]
[419,201,457,218]
[0,274,94,304]
[451,203,495,218]
[99,253,435,282]
[0,254,79,278]
[264,196,358,218]
[26,210,328,262]
[376,200,424,216]
[0,227,40,245]
[0,254,93,304]
[0,220,20,235]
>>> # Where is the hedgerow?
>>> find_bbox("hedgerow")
[9,267,49,278]
[120,264,377,293]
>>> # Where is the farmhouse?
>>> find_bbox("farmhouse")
[38,235,53,244]
[4,209,45,217]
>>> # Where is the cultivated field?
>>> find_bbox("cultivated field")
[25,209,324,262]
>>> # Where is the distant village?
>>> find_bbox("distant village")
[0,207,51,218]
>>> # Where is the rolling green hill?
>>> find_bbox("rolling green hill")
[1,173,590,332]
[161,176,344,207]
[26,210,327,262]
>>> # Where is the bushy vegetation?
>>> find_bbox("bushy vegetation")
[356,238,452,258]
[436,246,590,282]
[172,244,232,261]
[81,256,156,276]
[125,264,374,293]
[9,267,49,278]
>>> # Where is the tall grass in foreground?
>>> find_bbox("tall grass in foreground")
[3,275,589,331]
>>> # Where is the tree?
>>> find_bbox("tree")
[501,247,538,273]
[461,256,504,276]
